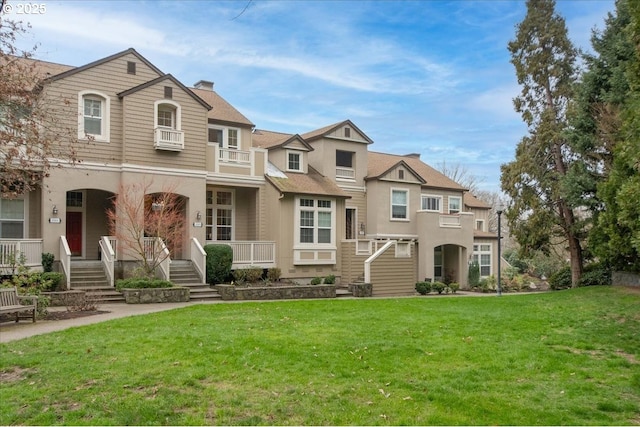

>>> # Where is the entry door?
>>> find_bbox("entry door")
[66,212,82,256]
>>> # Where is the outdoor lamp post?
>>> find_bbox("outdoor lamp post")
[496,203,504,296]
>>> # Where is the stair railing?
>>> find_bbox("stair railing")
[99,236,115,287]
[157,238,171,281]
[190,237,206,284]
[59,236,71,290]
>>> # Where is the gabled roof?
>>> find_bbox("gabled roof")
[464,192,491,209]
[191,87,254,127]
[367,151,467,191]
[301,119,374,144]
[117,74,211,110]
[42,48,164,83]
[266,164,350,199]
[365,158,426,184]
[252,129,313,151]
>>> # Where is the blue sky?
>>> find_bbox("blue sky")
[12,0,615,193]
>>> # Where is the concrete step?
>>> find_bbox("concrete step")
[179,283,221,301]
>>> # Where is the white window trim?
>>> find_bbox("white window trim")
[294,196,336,249]
[286,149,304,173]
[0,195,27,239]
[154,100,182,131]
[390,188,410,221]
[78,90,110,142]
[207,125,241,149]
[421,194,443,213]
[206,189,235,241]
[448,196,462,214]
[476,219,485,232]
[473,243,493,278]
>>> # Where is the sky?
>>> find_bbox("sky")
[8,0,616,194]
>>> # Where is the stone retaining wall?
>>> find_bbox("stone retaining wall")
[43,290,86,306]
[121,287,189,304]
[612,271,640,287]
[215,284,335,301]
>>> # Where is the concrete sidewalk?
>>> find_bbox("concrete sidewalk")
[0,301,217,343]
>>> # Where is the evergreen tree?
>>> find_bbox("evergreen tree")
[590,0,640,271]
[501,0,585,286]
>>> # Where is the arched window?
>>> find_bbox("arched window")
[78,90,110,142]
[154,100,181,130]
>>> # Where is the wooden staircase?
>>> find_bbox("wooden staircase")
[69,261,124,303]
[170,260,220,301]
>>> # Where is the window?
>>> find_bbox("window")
[154,101,181,130]
[205,190,234,241]
[66,191,83,208]
[78,91,110,142]
[421,195,442,212]
[287,151,303,172]
[0,198,25,238]
[434,246,443,279]
[208,125,241,149]
[391,189,408,220]
[448,196,462,214]
[476,219,485,232]
[297,198,334,245]
[473,244,492,277]
[336,150,353,168]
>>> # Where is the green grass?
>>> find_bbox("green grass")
[1,286,639,425]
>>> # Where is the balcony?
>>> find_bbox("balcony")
[219,147,251,164]
[336,167,355,181]
[206,144,267,179]
[154,127,184,151]
[0,239,43,273]
[207,241,276,269]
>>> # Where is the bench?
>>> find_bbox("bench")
[0,287,38,323]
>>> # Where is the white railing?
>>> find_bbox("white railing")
[59,236,71,290]
[99,236,115,287]
[364,240,395,283]
[220,241,276,268]
[219,147,251,164]
[439,215,461,228]
[107,236,117,260]
[355,239,388,256]
[190,237,206,284]
[0,239,43,273]
[336,167,355,180]
[143,237,171,281]
[154,127,184,151]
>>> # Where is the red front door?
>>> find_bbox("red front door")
[66,212,82,256]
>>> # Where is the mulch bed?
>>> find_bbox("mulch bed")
[44,310,110,321]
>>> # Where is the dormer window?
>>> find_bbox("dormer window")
[78,90,110,142]
[287,150,303,172]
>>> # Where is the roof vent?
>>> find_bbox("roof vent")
[194,80,214,91]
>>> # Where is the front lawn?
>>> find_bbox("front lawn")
[1,286,639,425]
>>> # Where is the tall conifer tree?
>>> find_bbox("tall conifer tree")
[502,0,584,286]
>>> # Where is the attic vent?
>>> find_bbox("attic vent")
[194,80,214,91]
[344,127,351,138]
[164,86,173,99]
[399,170,405,180]
[127,61,136,75]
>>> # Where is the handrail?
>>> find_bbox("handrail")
[364,240,395,283]
[59,236,71,290]
[99,236,115,287]
[190,237,206,284]
[158,238,171,281]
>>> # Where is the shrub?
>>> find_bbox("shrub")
[449,282,460,293]
[323,275,336,285]
[41,272,64,291]
[232,267,263,285]
[432,281,447,294]
[578,263,611,287]
[549,266,572,290]
[267,268,281,282]
[310,277,322,285]
[116,278,173,292]
[468,261,480,287]
[415,281,431,295]
[41,253,54,272]
[204,244,233,285]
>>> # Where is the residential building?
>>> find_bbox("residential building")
[0,48,499,296]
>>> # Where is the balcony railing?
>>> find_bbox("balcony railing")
[336,167,355,180]
[207,241,276,269]
[0,239,43,274]
[439,215,461,228]
[154,127,184,151]
[219,147,251,164]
